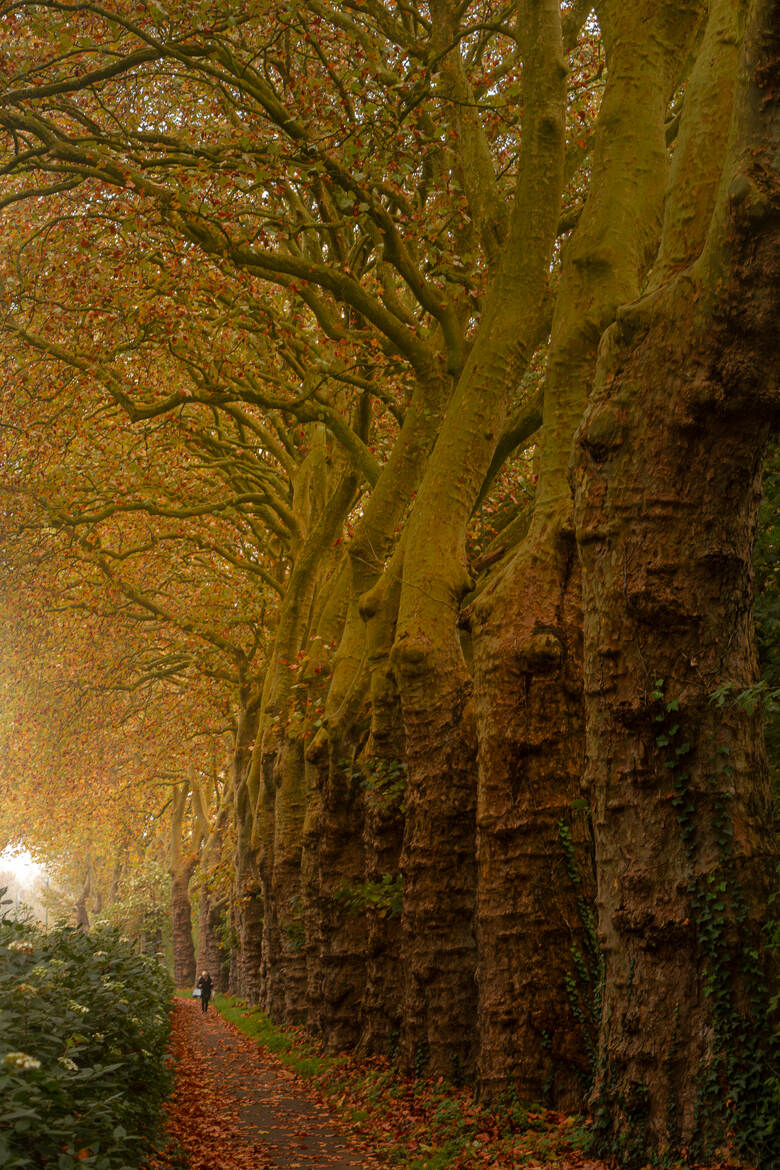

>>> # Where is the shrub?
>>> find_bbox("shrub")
[0,915,173,1169]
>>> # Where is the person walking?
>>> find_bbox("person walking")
[196,970,213,1014]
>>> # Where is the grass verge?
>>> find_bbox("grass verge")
[210,994,596,1169]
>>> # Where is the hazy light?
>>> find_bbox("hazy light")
[0,847,44,884]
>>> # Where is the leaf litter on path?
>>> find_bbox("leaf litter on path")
[153,998,374,1169]
[153,998,754,1170]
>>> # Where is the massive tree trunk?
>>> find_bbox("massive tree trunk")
[194,765,234,991]
[301,568,368,1048]
[390,0,568,1078]
[301,365,451,1049]
[308,733,370,1048]
[169,779,202,987]
[247,443,359,1020]
[470,0,706,1108]
[231,701,262,1000]
[196,892,227,990]
[357,561,407,1056]
[170,868,197,987]
[573,0,779,1159]
[471,539,592,1107]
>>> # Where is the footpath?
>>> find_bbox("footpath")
[161,997,376,1170]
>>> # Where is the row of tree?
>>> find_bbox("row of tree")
[0,1,777,1165]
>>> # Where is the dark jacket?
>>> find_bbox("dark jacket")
[196,974,213,998]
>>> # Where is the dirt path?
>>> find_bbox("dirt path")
[169,997,374,1169]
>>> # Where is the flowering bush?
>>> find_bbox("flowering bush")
[0,917,173,1168]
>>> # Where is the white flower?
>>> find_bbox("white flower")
[48,959,65,968]
[67,1001,88,1015]
[58,1056,78,1071]
[7,940,35,954]
[30,965,49,978]
[3,1051,41,1071]
[93,1033,104,1042]
[15,983,38,996]
[130,1017,142,1027]
[153,1015,164,1026]
[93,951,108,959]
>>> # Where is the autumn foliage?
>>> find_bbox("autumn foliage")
[0,1,777,1167]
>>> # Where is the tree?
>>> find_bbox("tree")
[573,0,778,1158]
[0,2,776,1160]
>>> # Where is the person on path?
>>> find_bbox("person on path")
[196,970,213,1013]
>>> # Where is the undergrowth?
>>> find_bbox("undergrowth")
[0,916,173,1169]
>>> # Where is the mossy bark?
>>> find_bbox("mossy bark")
[390,0,568,1078]
[470,0,706,1108]
[196,892,227,990]
[247,441,358,1020]
[231,703,262,1002]
[170,870,197,988]
[169,780,202,988]
[358,566,407,1056]
[193,759,234,991]
[573,0,779,1155]
[301,365,450,1047]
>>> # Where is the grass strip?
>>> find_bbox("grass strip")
[212,993,334,1078]
[209,994,597,1168]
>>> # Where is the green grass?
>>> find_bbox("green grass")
[212,993,334,1078]
[207,993,596,1169]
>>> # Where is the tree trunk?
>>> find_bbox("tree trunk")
[271,734,309,1021]
[241,766,268,1006]
[170,868,197,987]
[391,631,479,1079]
[231,700,262,1001]
[358,591,406,1056]
[168,778,202,987]
[236,859,264,1003]
[471,540,594,1108]
[573,1,779,1158]
[246,453,358,1019]
[312,737,370,1049]
[196,891,227,991]
[74,868,91,931]
[301,363,452,1049]
[469,0,706,1108]
[386,1,568,1078]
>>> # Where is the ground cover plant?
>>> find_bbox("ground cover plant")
[0,913,173,1169]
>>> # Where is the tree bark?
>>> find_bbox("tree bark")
[196,891,227,990]
[229,696,262,1001]
[170,868,197,987]
[470,0,706,1108]
[358,569,407,1056]
[247,449,358,1019]
[309,736,371,1048]
[389,1,569,1078]
[573,0,779,1157]
[169,779,202,987]
[300,363,450,1046]
[471,541,593,1107]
